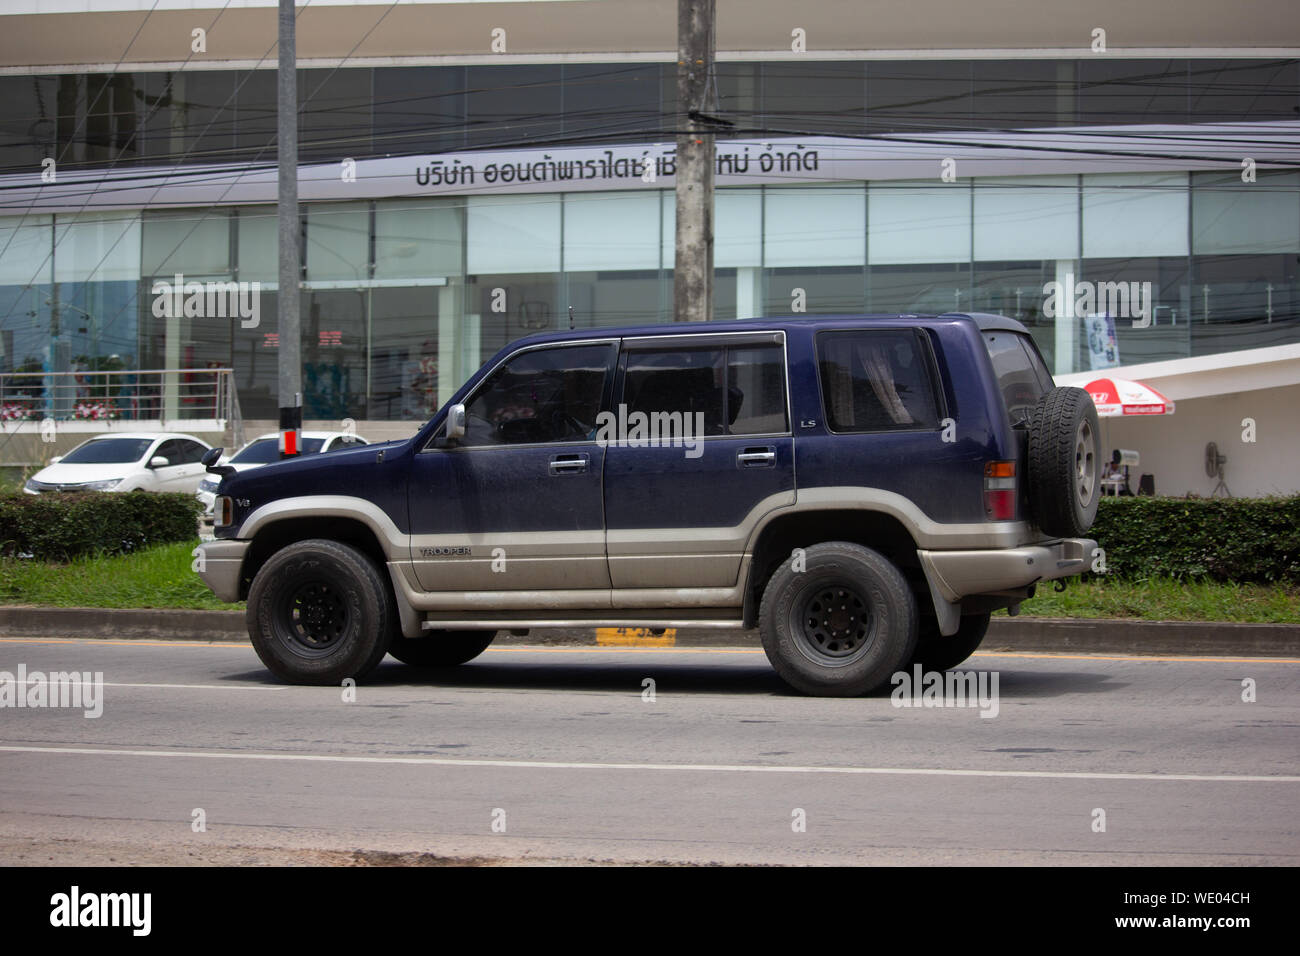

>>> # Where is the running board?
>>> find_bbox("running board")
[421,615,746,631]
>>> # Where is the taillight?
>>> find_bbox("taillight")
[984,461,1017,520]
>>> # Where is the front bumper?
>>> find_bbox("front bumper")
[917,537,1096,604]
[195,539,250,602]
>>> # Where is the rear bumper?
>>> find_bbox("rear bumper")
[195,539,250,603]
[917,537,1096,604]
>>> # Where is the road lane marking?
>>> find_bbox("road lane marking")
[2,637,1297,664]
[1,745,1296,784]
[0,679,286,692]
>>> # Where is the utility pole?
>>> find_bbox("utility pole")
[673,0,715,323]
[277,0,302,457]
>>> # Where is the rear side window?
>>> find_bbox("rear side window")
[817,330,941,432]
[621,343,789,436]
[983,331,1053,425]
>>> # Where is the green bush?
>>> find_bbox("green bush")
[1090,496,1300,583]
[0,492,202,561]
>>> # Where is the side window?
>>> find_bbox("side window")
[461,343,614,447]
[179,441,207,464]
[620,343,789,436]
[818,330,941,432]
[153,440,182,465]
[727,345,788,434]
[623,348,727,436]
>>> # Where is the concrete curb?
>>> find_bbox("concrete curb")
[1,606,1298,657]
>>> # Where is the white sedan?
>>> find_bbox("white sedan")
[195,431,369,514]
[24,432,213,494]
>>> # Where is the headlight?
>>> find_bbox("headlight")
[198,478,218,493]
[23,478,43,492]
[83,478,123,491]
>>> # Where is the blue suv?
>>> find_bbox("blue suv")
[197,313,1099,696]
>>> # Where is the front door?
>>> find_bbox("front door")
[408,340,617,594]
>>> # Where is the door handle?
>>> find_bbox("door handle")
[549,453,589,476]
[736,447,776,468]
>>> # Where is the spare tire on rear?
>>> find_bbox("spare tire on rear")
[1027,386,1101,537]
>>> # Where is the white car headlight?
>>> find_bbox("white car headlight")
[198,478,218,494]
[82,478,123,491]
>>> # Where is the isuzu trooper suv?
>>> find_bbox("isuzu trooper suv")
[196,313,1099,696]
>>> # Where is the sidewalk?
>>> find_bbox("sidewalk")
[2,606,1297,656]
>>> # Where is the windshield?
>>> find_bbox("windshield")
[230,437,328,463]
[982,331,1054,426]
[60,438,154,464]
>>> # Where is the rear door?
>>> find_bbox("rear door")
[602,332,794,590]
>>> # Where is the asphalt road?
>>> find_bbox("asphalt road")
[1,637,1297,865]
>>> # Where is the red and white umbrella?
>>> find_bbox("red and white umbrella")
[1082,377,1175,417]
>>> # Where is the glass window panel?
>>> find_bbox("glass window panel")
[817,329,940,432]
[373,66,467,155]
[866,61,971,133]
[661,189,761,269]
[1076,59,1188,126]
[727,345,788,435]
[464,65,562,150]
[622,348,727,436]
[236,207,279,284]
[53,211,140,283]
[1192,171,1300,255]
[974,176,1079,261]
[564,191,659,272]
[306,201,370,282]
[467,195,561,275]
[869,180,970,265]
[463,343,613,446]
[765,185,865,267]
[1190,59,1300,123]
[1082,172,1189,259]
[0,215,53,285]
[375,198,464,279]
[142,209,230,277]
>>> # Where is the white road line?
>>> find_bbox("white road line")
[0,680,287,692]
[0,745,1295,783]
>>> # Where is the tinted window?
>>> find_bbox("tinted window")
[983,331,1053,425]
[462,343,614,446]
[818,330,941,432]
[230,437,328,463]
[728,346,788,434]
[623,349,728,436]
[60,438,153,464]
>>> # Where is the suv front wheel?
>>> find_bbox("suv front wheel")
[759,542,917,696]
[246,539,395,685]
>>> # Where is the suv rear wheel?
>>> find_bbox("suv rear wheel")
[1027,386,1101,538]
[388,630,497,667]
[908,612,991,672]
[759,542,917,696]
[246,539,394,685]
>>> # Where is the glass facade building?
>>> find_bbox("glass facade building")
[1,59,1297,421]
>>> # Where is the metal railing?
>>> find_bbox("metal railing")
[0,368,243,445]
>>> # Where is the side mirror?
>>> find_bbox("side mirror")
[202,446,236,476]
[150,456,170,468]
[443,404,467,444]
